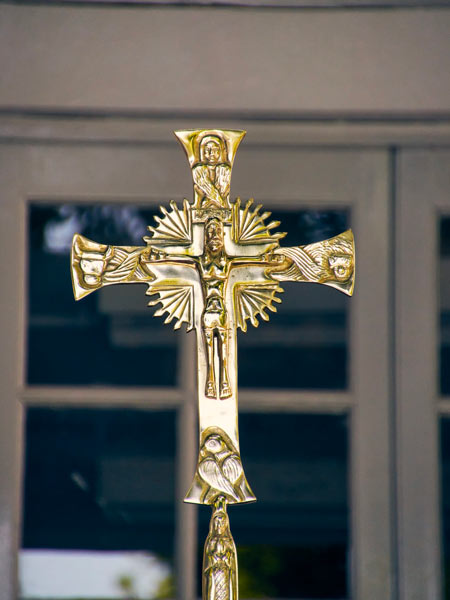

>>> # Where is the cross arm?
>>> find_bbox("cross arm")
[267,229,355,296]
[71,233,164,300]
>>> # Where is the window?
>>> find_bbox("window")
[5,136,390,599]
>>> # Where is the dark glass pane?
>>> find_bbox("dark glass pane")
[27,204,178,386]
[441,418,450,599]
[197,413,349,599]
[21,408,176,597]
[239,209,350,390]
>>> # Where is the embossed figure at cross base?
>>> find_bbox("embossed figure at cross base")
[71,129,355,599]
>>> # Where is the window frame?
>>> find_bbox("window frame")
[396,150,450,600]
[1,119,394,599]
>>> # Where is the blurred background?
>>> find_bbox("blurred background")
[0,2,449,600]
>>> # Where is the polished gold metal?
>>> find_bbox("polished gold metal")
[203,496,238,600]
[71,129,355,598]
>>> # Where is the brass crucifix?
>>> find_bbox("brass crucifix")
[71,129,355,599]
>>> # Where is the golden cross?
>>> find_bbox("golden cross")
[71,129,355,599]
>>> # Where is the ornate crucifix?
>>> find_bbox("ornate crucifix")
[71,129,355,599]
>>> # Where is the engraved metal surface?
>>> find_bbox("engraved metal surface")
[71,129,355,597]
[203,496,238,600]
[186,426,255,505]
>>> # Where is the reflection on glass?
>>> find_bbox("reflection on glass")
[19,550,172,599]
[441,218,450,394]
[28,204,178,386]
[198,413,349,598]
[22,408,176,598]
[239,209,349,389]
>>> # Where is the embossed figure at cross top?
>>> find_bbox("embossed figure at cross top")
[71,129,355,599]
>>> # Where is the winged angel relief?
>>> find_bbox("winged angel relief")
[71,130,354,511]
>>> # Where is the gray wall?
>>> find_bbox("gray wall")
[1,4,449,600]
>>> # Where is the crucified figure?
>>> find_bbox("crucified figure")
[155,215,282,400]
[198,217,233,398]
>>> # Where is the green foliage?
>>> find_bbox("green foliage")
[153,573,175,599]
[117,573,136,599]
[238,545,282,597]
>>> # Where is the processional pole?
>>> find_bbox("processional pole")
[71,129,355,599]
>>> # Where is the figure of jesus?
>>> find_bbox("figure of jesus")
[199,217,233,398]
[156,215,284,400]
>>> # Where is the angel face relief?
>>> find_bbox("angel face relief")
[70,129,355,600]
[201,137,222,166]
[328,254,353,281]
